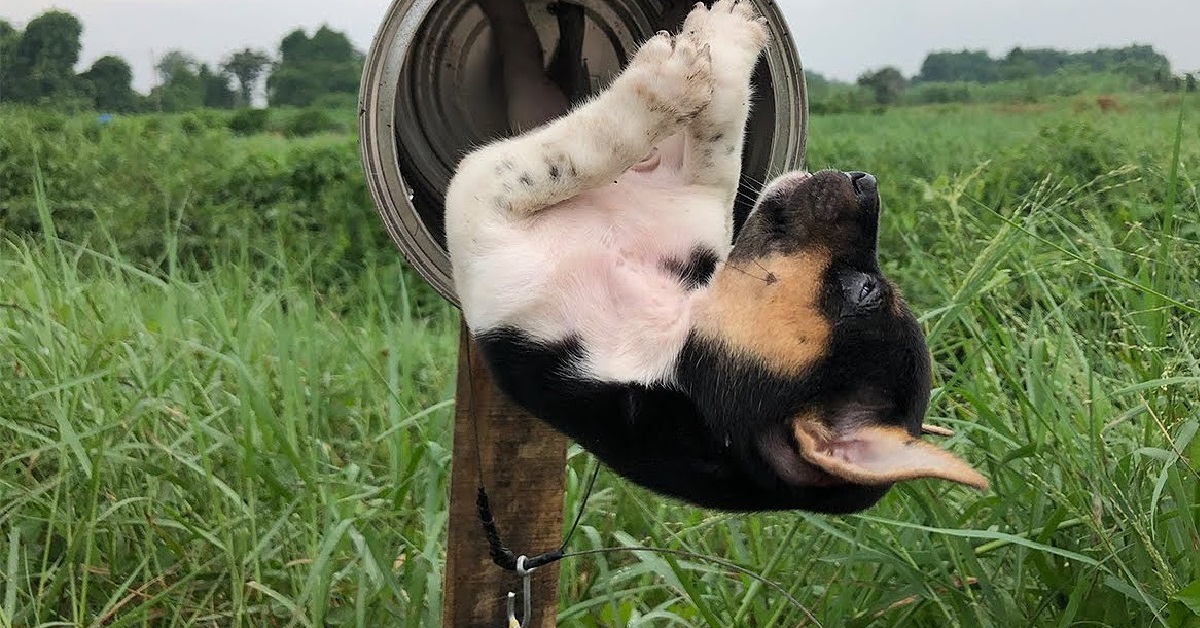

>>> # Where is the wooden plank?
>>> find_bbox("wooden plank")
[442,320,567,627]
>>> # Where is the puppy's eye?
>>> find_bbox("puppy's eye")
[841,272,883,314]
[858,281,876,302]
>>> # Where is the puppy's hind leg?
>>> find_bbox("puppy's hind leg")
[447,30,715,220]
[546,2,592,103]
[678,1,769,206]
[477,0,571,131]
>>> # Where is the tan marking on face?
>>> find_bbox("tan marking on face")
[693,250,831,375]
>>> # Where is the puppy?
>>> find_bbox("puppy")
[446,0,987,513]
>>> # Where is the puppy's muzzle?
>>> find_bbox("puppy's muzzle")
[848,171,879,212]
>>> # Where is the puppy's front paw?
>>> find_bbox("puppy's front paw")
[683,0,770,61]
[622,30,715,127]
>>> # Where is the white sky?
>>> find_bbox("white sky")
[5,0,1199,94]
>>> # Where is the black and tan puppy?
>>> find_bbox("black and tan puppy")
[446,0,987,513]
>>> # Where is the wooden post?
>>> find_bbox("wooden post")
[442,321,567,627]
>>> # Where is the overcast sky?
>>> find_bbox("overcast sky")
[5,0,1199,94]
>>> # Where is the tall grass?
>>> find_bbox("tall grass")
[1,98,1198,626]
[1,174,458,626]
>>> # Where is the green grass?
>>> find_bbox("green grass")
[2,96,1199,626]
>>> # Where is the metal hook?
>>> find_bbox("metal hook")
[517,555,535,627]
[505,556,536,627]
[506,591,519,628]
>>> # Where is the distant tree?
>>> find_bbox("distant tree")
[0,20,17,102]
[198,64,236,108]
[999,47,1039,81]
[1011,48,1071,75]
[221,47,272,106]
[149,51,237,110]
[857,66,906,106]
[267,25,363,107]
[917,49,998,83]
[1116,59,1173,88]
[6,10,85,104]
[1187,73,1197,93]
[151,50,204,111]
[278,29,311,63]
[1087,44,1170,75]
[804,70,834,89]
[306,26,357,63]
[156,49,197,86]
[79,55,137,112]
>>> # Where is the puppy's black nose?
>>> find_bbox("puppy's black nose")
[848,171,877,200]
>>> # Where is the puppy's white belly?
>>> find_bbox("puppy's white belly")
[456,166,729,385]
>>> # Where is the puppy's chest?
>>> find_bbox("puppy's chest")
[550,175,724,251]
[505,177,729,384]
[534,175,730,301]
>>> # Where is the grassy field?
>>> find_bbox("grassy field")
[1,93,1198,627]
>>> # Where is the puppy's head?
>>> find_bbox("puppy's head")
[687,169,987,514]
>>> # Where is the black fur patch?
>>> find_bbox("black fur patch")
[471,313,926,513]
[661,246,719,290]
[676,332,894,513]
[473,326,864,511]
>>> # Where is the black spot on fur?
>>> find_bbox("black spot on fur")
[661,245,719,290]
[709,132,725,143]
[519,173,534,187]
[548,164,561,180]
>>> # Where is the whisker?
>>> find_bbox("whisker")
[725,261,775,284]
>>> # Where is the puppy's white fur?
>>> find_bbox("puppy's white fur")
[446,1,770,385]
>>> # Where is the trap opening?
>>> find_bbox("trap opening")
[359,0,808,307]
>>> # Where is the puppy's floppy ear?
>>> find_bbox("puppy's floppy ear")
[793,417,989,490]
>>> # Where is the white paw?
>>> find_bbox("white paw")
[682,0,770,61]
[622,30,715,125]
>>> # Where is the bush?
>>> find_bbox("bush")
[311,92,359,111]
[178,111,228,136]
[0,110,450,312]
[284,108,340,137]
[228,108,271,136]
[907,82,974,105]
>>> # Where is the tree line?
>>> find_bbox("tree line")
[853,44,1193,107]
[0,9,363,112]
[2,8,1194,115]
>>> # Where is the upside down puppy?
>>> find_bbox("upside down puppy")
[445,0,987,512]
